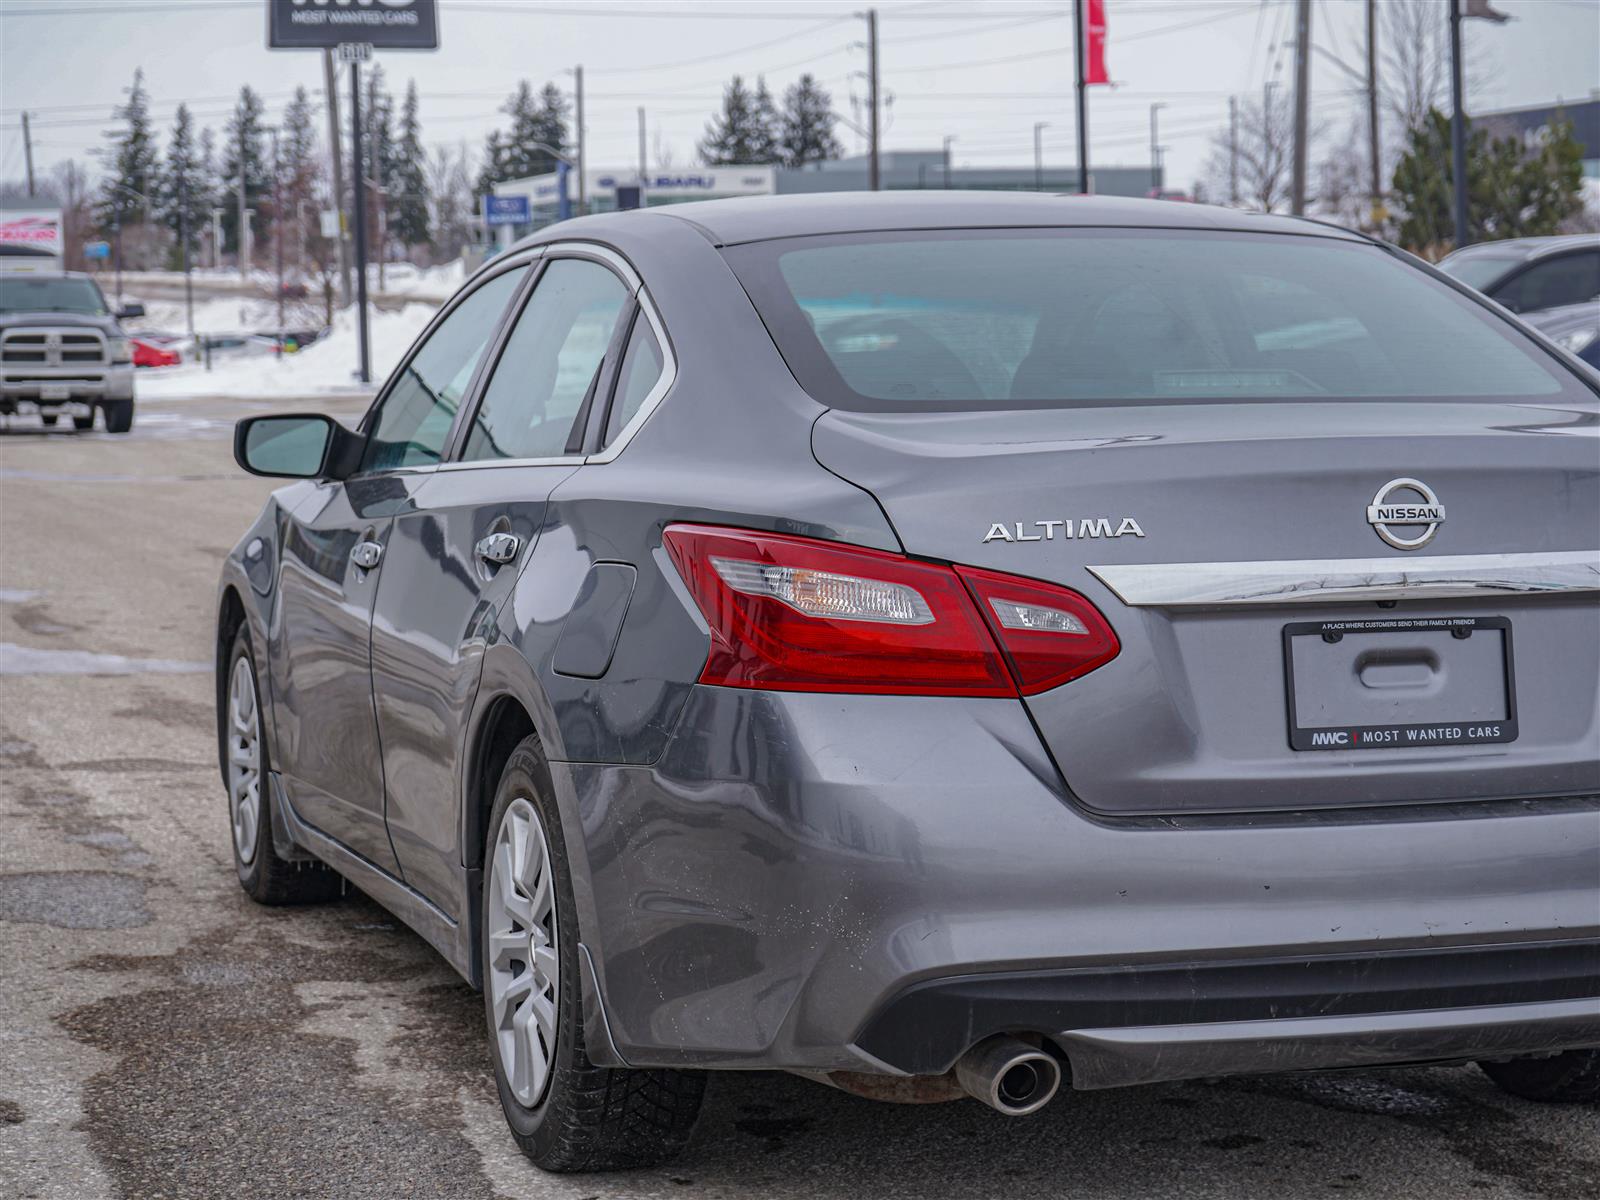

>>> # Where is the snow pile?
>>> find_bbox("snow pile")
[136,302,437,399]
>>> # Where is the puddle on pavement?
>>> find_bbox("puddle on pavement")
[0,871,151,929]
[0,642,207,676]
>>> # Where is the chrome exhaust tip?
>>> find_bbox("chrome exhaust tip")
[954,1035,1062,1116]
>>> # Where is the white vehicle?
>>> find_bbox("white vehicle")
[0,263,139,432]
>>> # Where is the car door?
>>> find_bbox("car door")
[370,250,636,914]
[268,261,529,873]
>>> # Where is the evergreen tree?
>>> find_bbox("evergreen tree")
[279,86,320,270]
[477,130,506,198]
[749,78,781,164]
[219,85,271,256]
[99,68,160,229]
[392,80,431,247]
[1392,108,1586,257]
[156,103,210,258]
[529,83,570,176]
[699,76,777,165]
[778,74,843,168]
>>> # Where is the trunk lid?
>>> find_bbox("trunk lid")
[813,400,1600,814]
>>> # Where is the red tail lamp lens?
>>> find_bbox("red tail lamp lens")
[663,524,1120,698]
[955,565,1121,694]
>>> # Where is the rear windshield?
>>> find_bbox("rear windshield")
[725,229,1580,411]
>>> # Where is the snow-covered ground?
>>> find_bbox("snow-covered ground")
[135,303,437,399]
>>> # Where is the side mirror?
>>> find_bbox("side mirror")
[116,303,145,319]
[234,414,363,479]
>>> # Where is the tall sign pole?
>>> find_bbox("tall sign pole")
[267,0,438,386]
[866,9,880,192]
[322,48,353,307]
[1290,0,1311,215]
[1074,0,1089,194]
[349,52,371,384]
[1449,0,1469,249]
[574,65,587,217]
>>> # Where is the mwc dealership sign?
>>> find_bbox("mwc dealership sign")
[267,0,439,50]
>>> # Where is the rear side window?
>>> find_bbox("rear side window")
[1493,251,1600,314]
[604,315,665,444]
[461,258,630,462]
[725,230,1579,411]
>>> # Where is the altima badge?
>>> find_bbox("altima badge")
[1367,478,1445,550]
[983,518,1145,543]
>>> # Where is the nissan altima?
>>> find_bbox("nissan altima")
[217,194,1600,1172]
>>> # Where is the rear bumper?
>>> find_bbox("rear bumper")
[552,686,1600,1080]
[855,941,1600,1086]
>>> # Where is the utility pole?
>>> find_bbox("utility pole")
[1149,102,1166,192]
[637,106,648,203]
[943,135,954,189]
[21,111,35,197]
[1228,95,1240,206]
[350,58,371,385]
[1290,0,1311,215]
[1033,122,1048,191]
[322,49,352,307]
[866,9,881,191]
[1366,0,1382,228]
[1449,0,1469,248]
[574,65,586,216]
[1073,0,1089,194]
[272,129,284,351]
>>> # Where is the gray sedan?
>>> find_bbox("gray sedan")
[217,194,1600,1173]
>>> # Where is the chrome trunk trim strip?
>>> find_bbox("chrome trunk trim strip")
[1088,551,1600,608]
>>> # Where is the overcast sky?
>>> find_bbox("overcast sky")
[2,0,1596,197]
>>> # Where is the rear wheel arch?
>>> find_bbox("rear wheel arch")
[215,586,249,786]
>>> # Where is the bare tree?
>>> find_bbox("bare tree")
[1381,0,1449,139]
[424,143,475,262]
[1317,120,1370,229]
[1204,88,1296,212]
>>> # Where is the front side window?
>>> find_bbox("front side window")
[361,265,527,472]
[462,258,631,462]
[725,230,1579,411]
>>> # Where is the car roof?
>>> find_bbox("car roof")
[518,191,1365,250]
[1443,234,1600,264]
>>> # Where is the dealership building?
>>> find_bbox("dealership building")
[489,151,1161,241]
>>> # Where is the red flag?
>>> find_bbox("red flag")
[1085,0,1109,85]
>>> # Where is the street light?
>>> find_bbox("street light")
[1033,122,1049,192]
[942,135,956,190]
[103,181,150,307]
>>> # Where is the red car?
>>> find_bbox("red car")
[131,337,180,368]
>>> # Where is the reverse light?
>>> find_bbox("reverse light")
[663,524,1119,697]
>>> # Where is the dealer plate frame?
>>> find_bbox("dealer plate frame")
[1282,615,1518,751]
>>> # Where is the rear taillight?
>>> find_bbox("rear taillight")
[662,524,1119,697]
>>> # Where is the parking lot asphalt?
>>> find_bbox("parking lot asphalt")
[1,391,1596,1200]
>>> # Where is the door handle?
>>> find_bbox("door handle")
[476,532,521,566]
[350,540,384,570]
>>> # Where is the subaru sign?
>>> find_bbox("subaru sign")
[84,241,111,260]
[483,195,531,226]
[267,0,440,51]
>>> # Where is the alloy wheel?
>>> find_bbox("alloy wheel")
[488,796,561,1108]
[226,654,262,864]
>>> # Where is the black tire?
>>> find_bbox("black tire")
[102,399,133,434]
[483,736,705,1172]
[224,626,341,906]
[1479,1052,1600,1103]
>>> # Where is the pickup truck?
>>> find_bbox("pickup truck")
[0,266,141,432]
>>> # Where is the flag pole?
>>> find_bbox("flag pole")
[1074,0,1089,194]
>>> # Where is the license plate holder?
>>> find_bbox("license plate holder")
[38,384,70,401]
[1283,616,1517,751]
